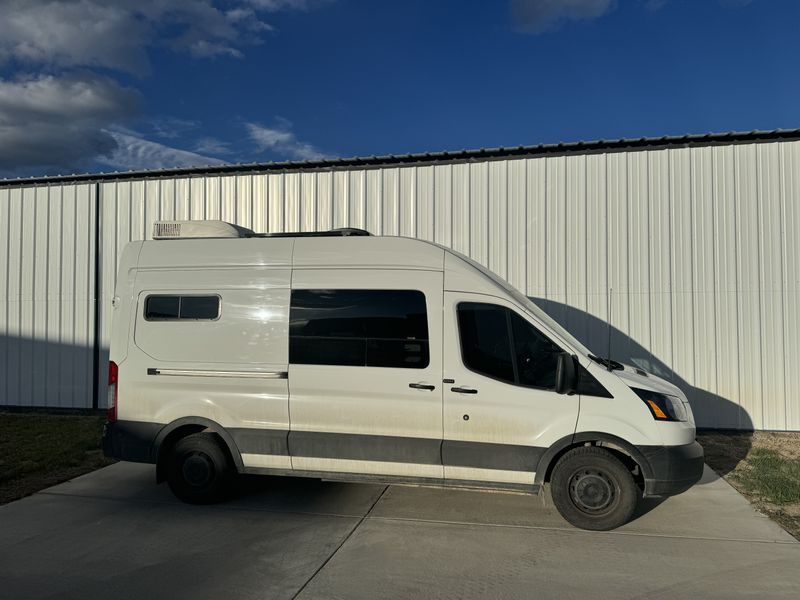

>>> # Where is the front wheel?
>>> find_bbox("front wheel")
[166,433,233,504]
[550,446,640,531]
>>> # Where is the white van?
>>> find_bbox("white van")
[103,221,703,531]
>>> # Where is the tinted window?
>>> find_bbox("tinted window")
[290,289,429,368]
[145,296,179,320]
[145,295,219,321]
[510,312,562,389]
[457,302,563,389]
[180,296,220,320]
[457,303,515,383]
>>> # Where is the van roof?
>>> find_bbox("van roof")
[136,234,445,271]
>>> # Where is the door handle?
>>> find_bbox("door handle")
[409,383,436,391]
[451,386,478,394]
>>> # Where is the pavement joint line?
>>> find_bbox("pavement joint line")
[365,515,800,545]
[290,484,391,600]
[34,490,367,520]
[32,489,799,547]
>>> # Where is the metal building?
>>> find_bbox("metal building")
[1,129,799,431]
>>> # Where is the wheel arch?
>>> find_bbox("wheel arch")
[154,417,244,482]
[534,432,654,487]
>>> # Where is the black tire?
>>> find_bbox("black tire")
[166,433,233,504]
[550,446,640,531]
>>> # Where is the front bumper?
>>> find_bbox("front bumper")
[640,441,705,497]
[102,421,162,463]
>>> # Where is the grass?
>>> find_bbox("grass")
[698,431,800,540]
[0,412,113,504]
[733,448,800,505]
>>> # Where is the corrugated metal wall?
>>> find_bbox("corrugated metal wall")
[3,139,799,430]
[0,183,96,408]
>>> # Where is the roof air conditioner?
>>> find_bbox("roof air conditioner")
[152,220,254,239]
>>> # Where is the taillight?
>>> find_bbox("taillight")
[107,361,118,423]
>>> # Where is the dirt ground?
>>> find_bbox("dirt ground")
[698,431,800,540]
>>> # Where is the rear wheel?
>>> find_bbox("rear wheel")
[166,433,233,504]
[550,446,640,531]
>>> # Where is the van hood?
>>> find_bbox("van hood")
[611,363,686,399]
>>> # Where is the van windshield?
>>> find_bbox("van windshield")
[448,251,593,358]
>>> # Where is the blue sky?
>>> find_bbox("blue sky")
[1,0,798,178]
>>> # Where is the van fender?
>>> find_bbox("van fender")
[153,416,245,472]
[533,431,655,486]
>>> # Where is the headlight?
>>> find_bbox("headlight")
[632,388,688,422]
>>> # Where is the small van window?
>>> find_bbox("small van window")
[290,289,429,368]
[144,295,220,321]
[457,302,562,389]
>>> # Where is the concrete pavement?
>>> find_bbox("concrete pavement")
[0,463,798,599]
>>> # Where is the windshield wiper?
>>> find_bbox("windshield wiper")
[588,354,624,371]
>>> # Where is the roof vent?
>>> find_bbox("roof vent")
[254,227,371,238]
[152,220,254,239]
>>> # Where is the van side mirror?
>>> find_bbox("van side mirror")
[555,352,578,395]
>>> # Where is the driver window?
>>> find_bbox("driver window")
[457,302,563,390]
[510,311,562,389]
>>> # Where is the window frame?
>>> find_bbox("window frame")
[289,288,430,369]
[456,301,563,392]
[143,294,222,322]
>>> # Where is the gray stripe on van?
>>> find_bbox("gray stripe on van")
[231,429,546,472]
[289,431,443,465]
[108,420,547,474]
[442,440,545,472]
[230,428,290,456]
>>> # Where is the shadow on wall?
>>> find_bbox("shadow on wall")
[0,334,95,410]
[530,298,753,474]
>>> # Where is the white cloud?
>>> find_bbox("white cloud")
[0,73,139,170]
[0,0,330,74]
[0,1,332,174]
[194,137,233,155]
[0,1,151,73]
[98,129,226,171]
[246,0,332,10]
[511,0,617,33]
[147,116,200,140]
[246,120,326,160]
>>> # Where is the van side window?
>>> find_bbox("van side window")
[457,304,515,383]
[290,289,429,369]
[457,302,562,389]
[144,295,220,321]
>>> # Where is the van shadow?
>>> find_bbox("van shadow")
[235,473,668,527]
[529,298,753,479]
[232,473,384,515]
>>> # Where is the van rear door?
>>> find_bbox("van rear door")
[287,269,444,479]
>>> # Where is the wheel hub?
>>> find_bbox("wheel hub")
[182,452,213,488]
[569,469,615,513]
